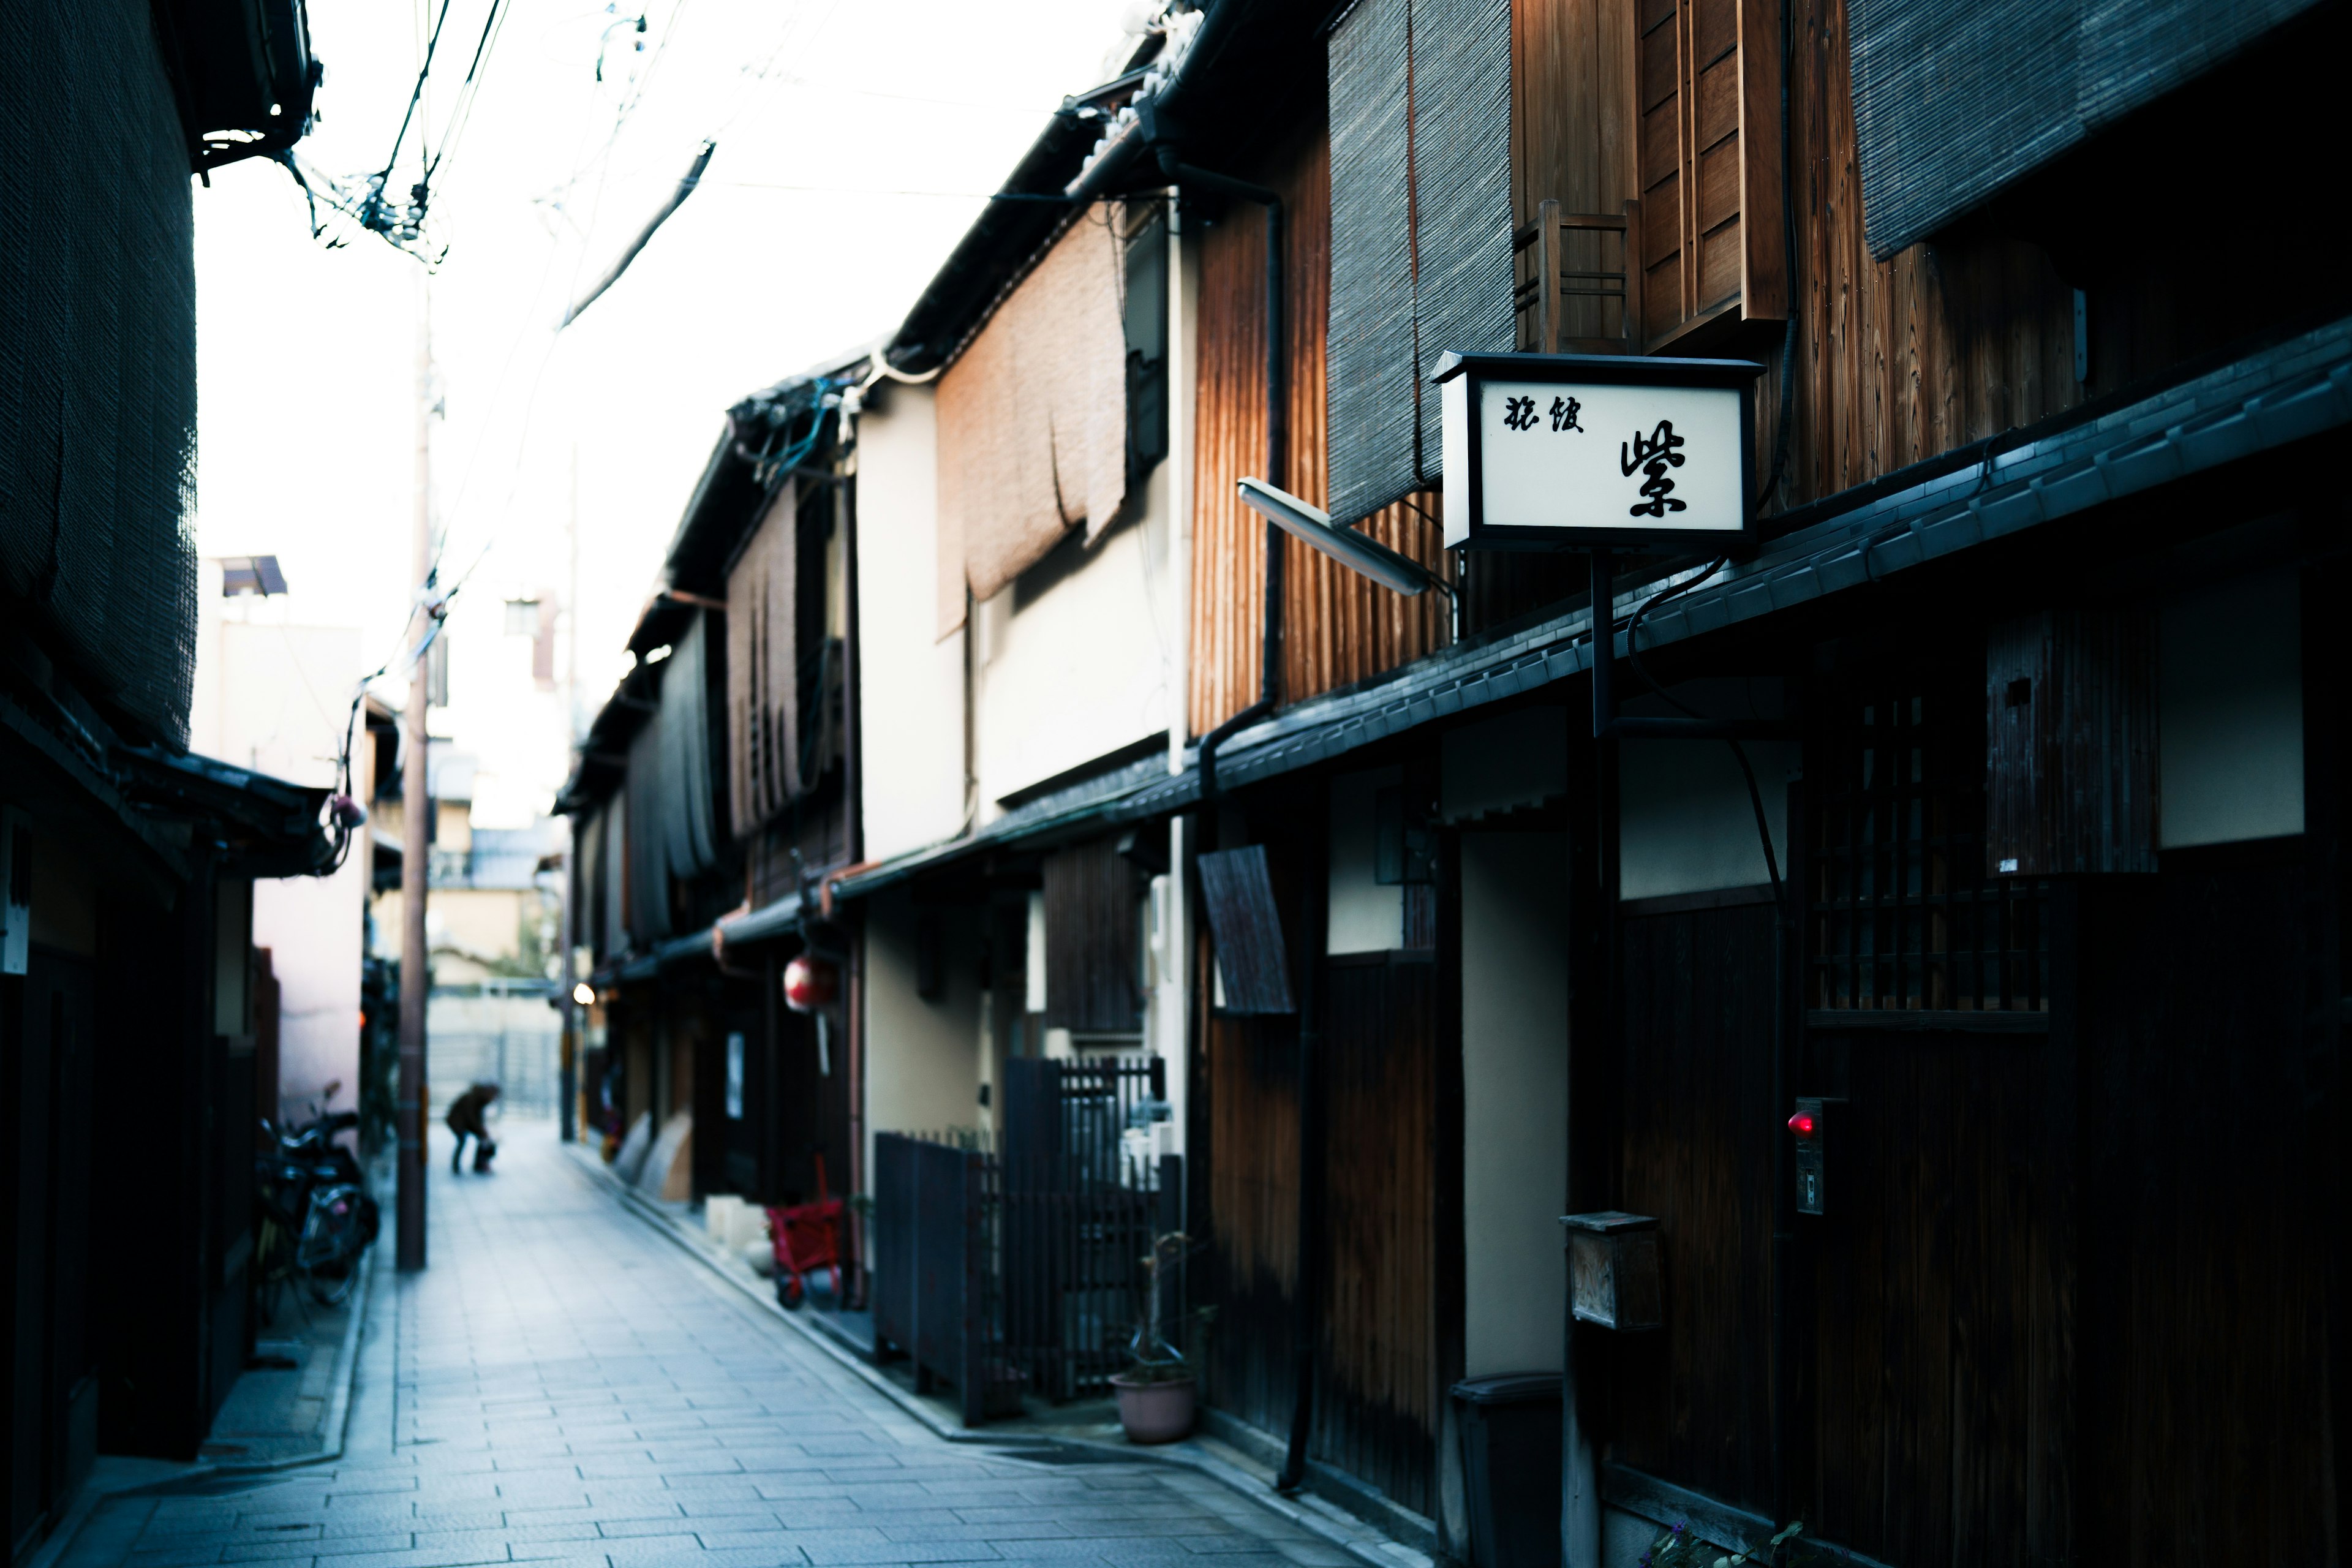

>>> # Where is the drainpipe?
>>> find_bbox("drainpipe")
[1159,148,1282,812]
[1279,821,1328,1495]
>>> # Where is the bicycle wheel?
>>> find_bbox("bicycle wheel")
[306,1257,360,1307]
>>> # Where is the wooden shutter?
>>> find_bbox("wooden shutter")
[1042,837,1144,1035]
[1197,846,1297,1016]
[1634,0,1785,347]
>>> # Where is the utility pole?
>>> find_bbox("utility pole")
[397,277,434,1272]
[557,447,581,1142]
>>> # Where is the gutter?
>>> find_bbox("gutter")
[716,890,804,948]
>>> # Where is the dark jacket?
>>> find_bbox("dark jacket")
[445,1083,500,1139]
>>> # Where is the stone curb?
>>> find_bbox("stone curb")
[27,1234,383,1568]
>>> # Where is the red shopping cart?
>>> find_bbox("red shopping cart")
[766,1155,845,1311]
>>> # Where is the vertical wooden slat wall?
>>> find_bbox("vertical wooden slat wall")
[1189,124,1452,739]
[1315,955,1440,1518]
[1515,0,1637,353]
[1201,998,1303,1436]
[1788,0,2078,504]
[1515,0,1637,228]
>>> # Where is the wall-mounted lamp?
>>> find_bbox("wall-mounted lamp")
[1236,478,1447,600]
[571,981,596,1007]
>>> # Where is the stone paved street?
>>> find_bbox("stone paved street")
[55,1125,1359,1568]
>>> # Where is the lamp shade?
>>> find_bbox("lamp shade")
[783,953,839,1013]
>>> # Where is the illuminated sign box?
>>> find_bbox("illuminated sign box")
[1433,351,1763,552]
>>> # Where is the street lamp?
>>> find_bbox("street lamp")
[1235,478,1448,598]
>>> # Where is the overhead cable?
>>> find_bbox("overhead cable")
[557,139,717,327]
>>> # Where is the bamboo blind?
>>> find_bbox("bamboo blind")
[935,212,1130,636]
[1189,127,1454,737]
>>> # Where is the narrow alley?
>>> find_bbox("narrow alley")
[51,1128,1357,1568]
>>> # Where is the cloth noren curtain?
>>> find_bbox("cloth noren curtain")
[728,480,799,835]
[655,610,719,881]
[935,213,1130,639]
[624,610,721,946]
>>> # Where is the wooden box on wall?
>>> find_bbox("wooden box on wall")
[1562,1210,1662,1331]
[1986,608,2158,877]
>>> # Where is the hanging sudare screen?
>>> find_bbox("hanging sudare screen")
[1432,351,1763,552]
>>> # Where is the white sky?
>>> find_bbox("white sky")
[194,0,1137,826]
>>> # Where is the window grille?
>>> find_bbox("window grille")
[1809,669,2048,1012]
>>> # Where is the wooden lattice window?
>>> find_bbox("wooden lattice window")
[1810,671,2048,1012]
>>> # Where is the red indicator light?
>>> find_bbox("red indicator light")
[1786,1111,1818,1139]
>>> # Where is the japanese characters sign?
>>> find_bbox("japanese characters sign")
[1432,352,1762,551]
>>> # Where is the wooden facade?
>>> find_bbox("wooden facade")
[1188,121,1452,738]
[1198,1001,1303,1440]
[1513,0,2089,507]
[1787,0,2080,506]
[1192,777,1452,1524]
[1314,952,1442,1517]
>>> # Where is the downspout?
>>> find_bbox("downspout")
[1158,148,1283,812]
[841,442,869,1301]
[1281,816,1328,1495]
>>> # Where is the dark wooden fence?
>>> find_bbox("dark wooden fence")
[870,1134,990,1426]
[873,1057,1179,1423]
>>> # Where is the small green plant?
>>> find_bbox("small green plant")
[1639,1520,1805,1568]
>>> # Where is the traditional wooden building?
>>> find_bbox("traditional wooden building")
[2,0,334,1551]
[559,360,864,1218]
[560,0,2346,1559]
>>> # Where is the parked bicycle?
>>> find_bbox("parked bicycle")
[254,1084,379,1314]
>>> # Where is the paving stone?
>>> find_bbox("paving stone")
[48,1127,1379,1568]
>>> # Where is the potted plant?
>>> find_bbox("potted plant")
[1639,1518,1808,1568]
[1111,1232,1197,1444]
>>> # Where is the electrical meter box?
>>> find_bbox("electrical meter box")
[1791,1096,1828,1216]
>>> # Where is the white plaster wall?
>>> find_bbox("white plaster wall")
[862,887,984,1182]
[1619,679,1795,900]
[2161,567,2304,848]
[191,614,368,1117]
[1460,831,1570,1379]
[973,458,1175,813]
[1619,740,1798,899]
[856,385,969,862]
[1327,766,1403,954]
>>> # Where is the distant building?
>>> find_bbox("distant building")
[372,752,565,1115]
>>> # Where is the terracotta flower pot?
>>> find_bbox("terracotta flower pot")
[1110,1373,1196,1444]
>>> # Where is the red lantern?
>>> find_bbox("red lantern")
[783,953,839,1013]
